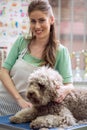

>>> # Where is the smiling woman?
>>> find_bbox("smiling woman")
[0,0,74,116]
[29,10,52,39]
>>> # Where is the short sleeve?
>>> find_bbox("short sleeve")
[2,36,28,71]
[55,44,73,83]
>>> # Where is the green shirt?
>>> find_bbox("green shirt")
[2,36,73,83]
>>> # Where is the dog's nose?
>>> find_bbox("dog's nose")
[28,91,36,98]
[29,92,35,97]
[27,90,40,100]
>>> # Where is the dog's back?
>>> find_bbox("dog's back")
[63,87,87,120]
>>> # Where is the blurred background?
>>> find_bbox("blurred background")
[0,0,87,87]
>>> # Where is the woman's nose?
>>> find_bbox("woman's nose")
[35,22,40,28]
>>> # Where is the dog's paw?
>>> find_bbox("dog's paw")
[30,120,46,129]
[39,128,49,130]
[9,116,24,123]
[30,119,52,129]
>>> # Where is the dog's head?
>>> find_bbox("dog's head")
[26,67,63,107]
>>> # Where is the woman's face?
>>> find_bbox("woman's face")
[29,10,54,40]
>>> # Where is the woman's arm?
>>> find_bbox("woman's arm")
[0,67,32,108]
[55,45,75,103]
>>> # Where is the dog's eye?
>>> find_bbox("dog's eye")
[38,83,45,90]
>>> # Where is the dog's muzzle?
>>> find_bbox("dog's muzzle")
[27,89,41,104]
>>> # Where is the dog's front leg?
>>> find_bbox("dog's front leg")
[10,107,37,123]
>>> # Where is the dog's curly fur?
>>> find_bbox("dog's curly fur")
[10,67,87,129]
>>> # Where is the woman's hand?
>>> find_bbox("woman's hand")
[55,86,68,103]
[0,67,33,109]
[17,98,33,109]
[55,83,74,103]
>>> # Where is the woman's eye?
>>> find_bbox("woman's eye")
[30,20,36,24]
[30,19,46,24]
[39,19,46,23]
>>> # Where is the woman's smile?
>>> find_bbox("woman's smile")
[35,29,43,35]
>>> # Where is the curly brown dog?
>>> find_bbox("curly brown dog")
[10,67,87,129]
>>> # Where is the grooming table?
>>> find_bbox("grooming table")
[0,115,87,130]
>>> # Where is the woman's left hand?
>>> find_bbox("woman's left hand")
[55,86,68,103]
[55,83,74,103]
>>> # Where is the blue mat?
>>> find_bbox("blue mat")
[0,115,87,130]
[0,115,29,130]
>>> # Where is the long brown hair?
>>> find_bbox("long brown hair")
[28,0,58,68]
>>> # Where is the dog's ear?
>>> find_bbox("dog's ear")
[48,87,58,101]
